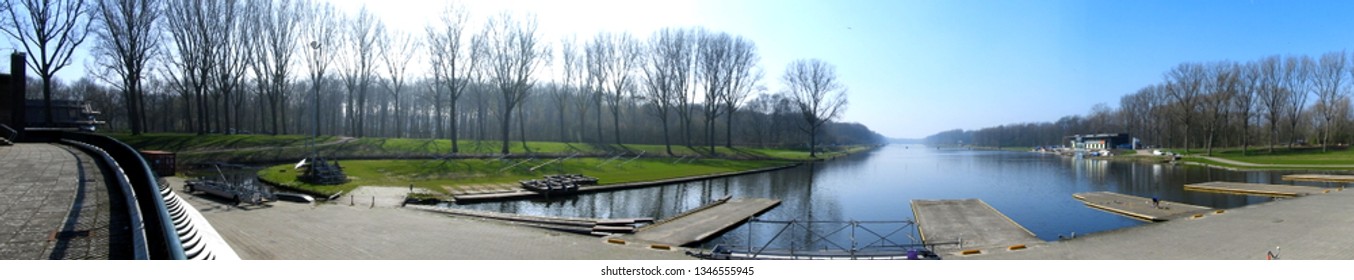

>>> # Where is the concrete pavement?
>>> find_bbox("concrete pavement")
[171,177,691,260]
[0,143,131,259]
[965,189,1354,259]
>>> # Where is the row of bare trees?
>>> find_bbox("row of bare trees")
[5,0,879,156]
[927,51,1354,155]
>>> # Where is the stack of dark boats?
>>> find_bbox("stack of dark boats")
[520,174,599,196]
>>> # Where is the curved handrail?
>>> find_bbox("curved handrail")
[61,132,186,260]
[60,139,151,259]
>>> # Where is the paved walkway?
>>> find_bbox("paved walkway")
[1192,155,1354,169]
[965,189,1354,259]
[170,177,690,259]
[0,143,131,259]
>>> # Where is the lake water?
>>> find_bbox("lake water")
[446,144,1345,249]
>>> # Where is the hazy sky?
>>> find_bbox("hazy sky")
[9,0,1354,138]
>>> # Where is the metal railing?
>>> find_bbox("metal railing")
[59,132,186,259]
[695,219,958,260]
[0,123,16,141]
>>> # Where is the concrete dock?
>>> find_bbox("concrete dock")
[1282,174,1354,183]
[1073,192,1213,222]
[623,198,781,247]
[1184,181,1334,197]
[967,187,1354,259]
[911,199,1043,255]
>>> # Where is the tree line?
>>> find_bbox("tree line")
[4,0,883,156]
[927,51,1354,155]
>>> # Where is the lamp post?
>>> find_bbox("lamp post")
[310,41,321,160]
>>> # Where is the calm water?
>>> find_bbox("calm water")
[447,144,1346,249]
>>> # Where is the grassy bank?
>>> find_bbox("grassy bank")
[1176,146,1354,165]
[258,157,790,196]
[1150,145,1354,171]
[108,133,869,164]
[1177,157,1353,171]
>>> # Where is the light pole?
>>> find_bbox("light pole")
[310,41,321,160]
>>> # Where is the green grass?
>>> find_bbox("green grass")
[107,133,872,164]
[1171,146,1354,165]
[257,157,791,196]
[109,133,336,152]
[1179,157,1353,171]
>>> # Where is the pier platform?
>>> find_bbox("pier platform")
[911,199,1042,255]
[1073,192,1212,222]
[623,197,780,247]
[1184,181,1333,197]
[1282,174,1354,184]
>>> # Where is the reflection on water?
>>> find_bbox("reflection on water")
[447,145,1345,248]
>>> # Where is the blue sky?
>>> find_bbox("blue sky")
[9,0,1354,138]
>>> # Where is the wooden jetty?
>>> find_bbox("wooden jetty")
[911,199,1043,255]
[1281,174,1354,184]
[1072,192,1212,222]
[1184,181,1332,197]
[623,197,781,247]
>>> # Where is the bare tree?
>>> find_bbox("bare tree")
[584,32,610,144]
[3,0,90,124]
[379,27,417,138]
[641,27,694,155]
[4,0,90,124]
[1256,56,1288,153]
[696,30,731,152]
[551,36,580,142]
[784,59,847,158]
[1233,62,1260,155]
[89,0,160,135]
[1282,55,1313,149]
[1200,62,1239,156]
[1164,62,1204,152]
[163,0,218,134]
[594,32,641,146]
[301,1,339,143]
[209,0,245,134]
[425,3,478,152]
[336,6,379,137]
[484,12,548,154]
[245,0,303,135]
[722,35,761,148]
[1314,51,1347,151]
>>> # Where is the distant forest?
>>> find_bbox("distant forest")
[4,0,884,155]
[928,51,1354,155]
